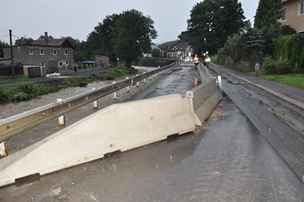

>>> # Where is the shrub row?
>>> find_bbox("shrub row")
[263,57,292,74]
[267,33,304,74]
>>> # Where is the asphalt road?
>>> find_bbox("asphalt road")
[0,65,303,202]
[212,64,304,103]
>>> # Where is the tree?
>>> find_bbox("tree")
[86,10,156,67]
[87,14,119,63]
[218,28,265,67]
[185,0,245,54]
[64,37,89,62]
[0,40,9,58]
[15,37,34,46]
[113,10,157,67]
[254,0,282,31]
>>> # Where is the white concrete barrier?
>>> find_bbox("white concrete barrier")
[0,142,7,157]
[191,63,222,123]
[0,64,221,188]
[0,94,201,187]
[189,79,222,123]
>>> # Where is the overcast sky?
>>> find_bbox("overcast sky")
[0,0,259,44]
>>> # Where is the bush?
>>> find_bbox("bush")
[263,57,292,74]
[0,89,9,103]
[18,84,37,95]
[11,92,32,102]
[17,84,61,97]
[35,85,61,95]
[211,54,225,65]
[274,33,304,73]
[63,77,95,87]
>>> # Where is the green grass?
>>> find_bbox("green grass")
[263,74,304,90]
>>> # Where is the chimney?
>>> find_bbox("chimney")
[45,32,48,44]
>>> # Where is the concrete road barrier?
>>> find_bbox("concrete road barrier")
[190,79,222,123]
[0,63,221,188]
[0,94,201,187]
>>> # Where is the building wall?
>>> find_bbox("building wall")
[282,0,304,32]
[3,46,74,72]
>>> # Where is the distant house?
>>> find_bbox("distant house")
[158,40,193,59]
[3,32,74,75]
[281,0,304,32]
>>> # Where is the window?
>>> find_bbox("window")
[64,49,69,55]
[300,0,304,15]
[59,61,63,67]
[65,60,69,65]
[53,49,57,55]
[28,49,34,55]
[40,62,45,67]
[40,49,45,55]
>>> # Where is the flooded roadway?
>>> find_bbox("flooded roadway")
[0,65,303,202]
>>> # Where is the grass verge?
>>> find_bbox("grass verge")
[263,74,304,90]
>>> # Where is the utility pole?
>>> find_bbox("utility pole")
[9,29,15,76]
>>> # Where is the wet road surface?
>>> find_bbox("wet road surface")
[0,65,303,202]
[212,64,304,103]
[131,65,198,100]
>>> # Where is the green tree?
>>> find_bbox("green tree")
[218,29,265,67]
[86,10,156,67]
[185,0,245,54]
[254,0,282,30]
[113,10,157,67]
[87,14,119,63]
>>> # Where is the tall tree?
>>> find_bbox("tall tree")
[254,0,282,30]
[86,10,156,67]
[113,10,157,67]
[87,14,119,63]
[184,0,245,54]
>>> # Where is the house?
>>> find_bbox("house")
[3,32,74,75]
[281,0,304,32]
[158,40,193,60]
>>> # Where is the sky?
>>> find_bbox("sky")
[0,0,259,44]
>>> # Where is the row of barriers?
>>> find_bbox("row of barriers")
[0,63,222,188]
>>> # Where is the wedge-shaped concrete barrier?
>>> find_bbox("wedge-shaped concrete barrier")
[0,94,201,187]
[191,79,222,122]
[0,64,222,188]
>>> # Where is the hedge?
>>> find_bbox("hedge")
[274,33,304,73]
